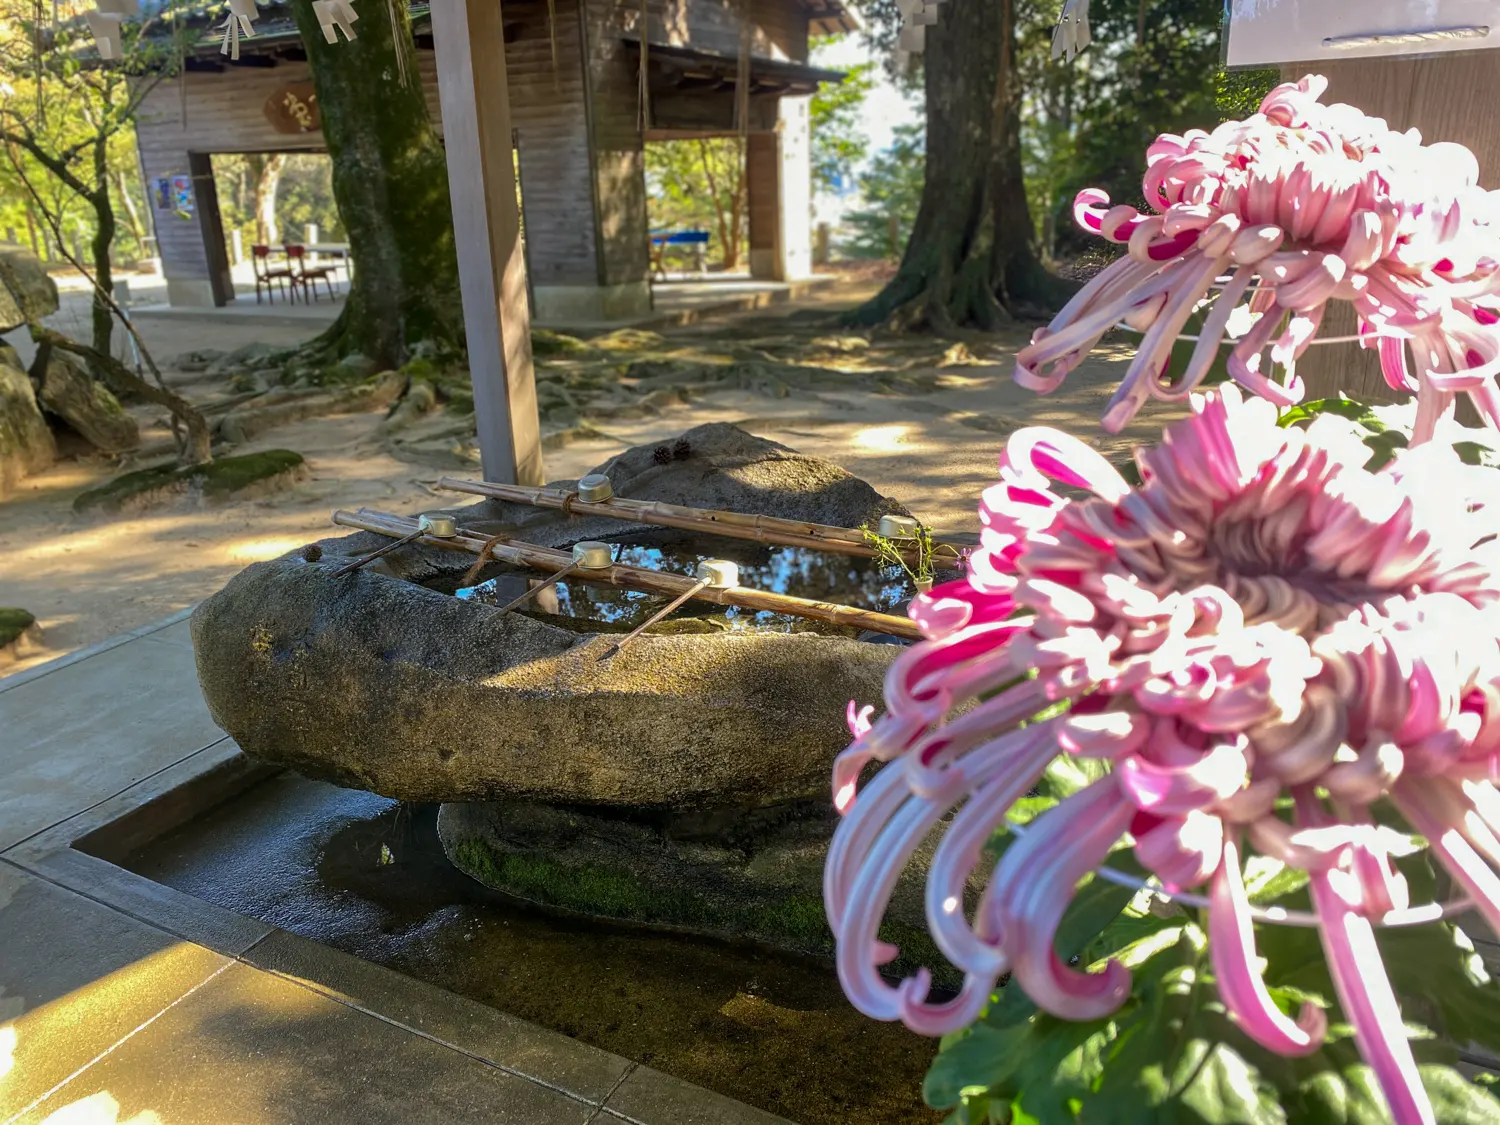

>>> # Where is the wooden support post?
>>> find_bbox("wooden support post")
[431,0,545,485]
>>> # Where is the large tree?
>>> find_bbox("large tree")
[849,0,1069,331]
[0,1,170,359]
[287,0,463,368]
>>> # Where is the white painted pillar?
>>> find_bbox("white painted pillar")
[431,0,544,485]
[778,95,812,281]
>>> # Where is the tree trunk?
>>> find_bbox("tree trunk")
[848,0,1070,331]
[89,139,115,361]
[114,169,148,258]
[250,153,287,245]
[287,0,463,367]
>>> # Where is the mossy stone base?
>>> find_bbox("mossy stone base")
[437,799,960,982]
[0,607,42,663]
[74,450,307,515]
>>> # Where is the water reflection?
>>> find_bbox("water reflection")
[455,541,935,634]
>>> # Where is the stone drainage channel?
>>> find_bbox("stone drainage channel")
[103,771,942,1125]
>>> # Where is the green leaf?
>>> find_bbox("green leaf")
[1422,1066,1500,1124]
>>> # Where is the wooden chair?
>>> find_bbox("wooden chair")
[285,244,338,302]
[251,244,297,304]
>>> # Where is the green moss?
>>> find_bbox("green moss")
[450,836,956,984]
[400,356,440,382]
[74,450,306,514]
[588,328,667,351]
[453,839,717,929]
[530,329,593,357]
[0,607,36,648]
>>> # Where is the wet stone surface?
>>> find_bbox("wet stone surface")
[126,773,940,1125]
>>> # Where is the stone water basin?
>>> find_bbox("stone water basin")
[191,425,960,958]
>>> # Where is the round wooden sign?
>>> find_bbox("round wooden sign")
[263,82,321,134]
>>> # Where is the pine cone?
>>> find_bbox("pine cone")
[300,544,324,563]
[652,445,672,466]
[672,438,692,460]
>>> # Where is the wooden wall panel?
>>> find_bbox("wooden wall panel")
[133,20,601,289]
[1286,53,1500,406]
[594,0,809,63]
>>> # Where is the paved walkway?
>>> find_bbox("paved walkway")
[0,614,788,1125]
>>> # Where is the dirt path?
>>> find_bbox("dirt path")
[0,276,1175,675]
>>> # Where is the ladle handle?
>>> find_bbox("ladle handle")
[331,528,425,578]
[601,577,713,658]
[492,561,580,616]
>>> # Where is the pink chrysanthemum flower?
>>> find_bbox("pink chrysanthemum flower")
[825,387,1500,1124]
[1015,75,1500,443]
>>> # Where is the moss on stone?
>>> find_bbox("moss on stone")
[73,450,306,514]
[0,607,36,647]
[588,328,667,351]
[530,330,593,357]
[449,835,954,983]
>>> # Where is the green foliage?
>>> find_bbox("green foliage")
[1021,0,1228,261]
[810,50,875,194]
[862,517,961,586]
[841,122,924,260]
[644,138,746,269]
[1216,68,1280,121]
[923,830,1500,1124]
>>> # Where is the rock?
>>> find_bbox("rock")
[172,347,226,373]
[376,378,436,434]
[0,607,43,665]
[192,424,907,808]
[0,242,59,332]
[73,449,307,515]
[530,329,592,357]
[437,798,959,965]
[335,352,378,380]
[810,335,870,353]
[0,359,55,496]
[37,351,139,453]
[206,341,284,376]
[193,561,892,808]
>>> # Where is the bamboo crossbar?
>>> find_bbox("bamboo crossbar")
[331,508,922,641]
[433,476,971,562]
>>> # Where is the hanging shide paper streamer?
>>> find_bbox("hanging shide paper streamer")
[218,14,241,58]
[83,9,124,59]
[1050,0,1090,61]
[95,0,139,16]
[219,0,257,60]
[893,0,943,61]
[312,0,359,44]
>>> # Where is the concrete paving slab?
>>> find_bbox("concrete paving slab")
[15,962,597,1125]
[15,848,273,958]
[602,1063,793,1125]
[244,929,633,1106]
[135,619,194,651]
[0,637,223,851]
[0,861,230,1120]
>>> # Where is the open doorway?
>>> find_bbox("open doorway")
[210,153,348,302]
[643,136,747,279]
